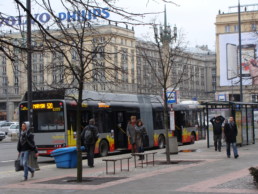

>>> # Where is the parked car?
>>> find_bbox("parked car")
[8,123,19,136]
[0,131,5,141]
[0,122,18,135]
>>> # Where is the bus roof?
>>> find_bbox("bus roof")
[23,89,163,107]
[172,103,204,111]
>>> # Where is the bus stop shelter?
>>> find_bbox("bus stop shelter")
[202,101,258,148]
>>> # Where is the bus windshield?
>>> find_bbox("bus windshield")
[34,111,65,132]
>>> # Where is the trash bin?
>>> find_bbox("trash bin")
[169,136,178,154]
[51,147,77,168]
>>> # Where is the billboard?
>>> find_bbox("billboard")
[219,32,258,86]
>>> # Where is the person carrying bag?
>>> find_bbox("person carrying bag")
[17,122,39,181]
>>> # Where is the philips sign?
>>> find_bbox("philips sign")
[0,8,110,27]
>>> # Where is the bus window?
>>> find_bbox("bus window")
[117,112,124,123]
[175,111,185,128]
[94,110,111,133]
[67,110,76,132]
[153,111,164,130]
[34,111,65,132]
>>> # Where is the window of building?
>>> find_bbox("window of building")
[114,46,118,63]
[251,24,257,31]
[2,66,6,75]
[14,76,19,86]
[14,87,19,95]
[33,75,37,83]
[2,77,7,86]
[71,49,77,60]
[2,56,6,64]
[101,84,106,91]
[252,95,258,102]
[53,74,56,83]
[225,25,230,33]
[14,64,19,74]
[121,48,128,65]
[39,53,43,61]
[40,63,44,71]
[40,75,44,84]
[234,25,239,32]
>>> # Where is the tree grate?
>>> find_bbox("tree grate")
[33,176,128,185]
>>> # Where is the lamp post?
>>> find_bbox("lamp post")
[238,0,243,102]
[153,5,177,163]
[27,0,33,131]
[6,79,9,121]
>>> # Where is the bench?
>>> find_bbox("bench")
[132,151,157,168]
[102,156,132,174]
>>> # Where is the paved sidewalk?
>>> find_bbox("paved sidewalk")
[0,139,258,194]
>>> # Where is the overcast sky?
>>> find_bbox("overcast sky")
[125,0,258,50]
[1,0,258,51]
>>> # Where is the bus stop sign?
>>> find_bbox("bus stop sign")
[167,91,176,104]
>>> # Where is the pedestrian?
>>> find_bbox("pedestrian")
[17,122,39,181]
[210,115,225,152]
[135,119,147,160]
[81,119,99,168]
[126,115,137,153]
[224,116,239,159]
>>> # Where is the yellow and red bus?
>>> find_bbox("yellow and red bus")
[173,101,206,144]
[19,90,205,156]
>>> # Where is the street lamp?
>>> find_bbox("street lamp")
[5,79,9,121]
[238,0,243,102]
[27,0,33,131]
[154,6,177,45]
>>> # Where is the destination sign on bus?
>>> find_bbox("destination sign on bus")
[98,103,110,108]
[33,103,54,109]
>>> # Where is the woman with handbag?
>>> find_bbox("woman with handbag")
[135,119,147,160]
[17,122,39,181]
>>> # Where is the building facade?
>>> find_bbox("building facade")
[215,4,258,102]
[0,24,216,121]
[136,41,216,101]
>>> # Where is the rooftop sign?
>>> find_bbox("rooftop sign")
[0,8,110,27]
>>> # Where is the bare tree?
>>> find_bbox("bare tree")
[136,26,193,163]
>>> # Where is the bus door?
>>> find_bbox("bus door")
[115,111,128,149]
[198,110,205,140]
[174,111,185,143]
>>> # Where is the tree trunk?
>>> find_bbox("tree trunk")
[76,85,83,182]
[163,89,171,163]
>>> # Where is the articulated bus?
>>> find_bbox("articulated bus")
[19,90,205,156]
[173,101,206,144]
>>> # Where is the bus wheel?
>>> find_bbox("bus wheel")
[99,140,109,157]
[190,133,196,144]
[158,135,165,149]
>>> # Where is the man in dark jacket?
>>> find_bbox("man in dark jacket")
[17,122,38,181]
[81,119,99,168]
[210,115,225,152]
[224,116,239,159]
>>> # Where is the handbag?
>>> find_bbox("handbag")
[15,159,23,172]
[28,151,40,171]
[143,134,149,147]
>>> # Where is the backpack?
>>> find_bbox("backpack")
[84,127,95,144]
